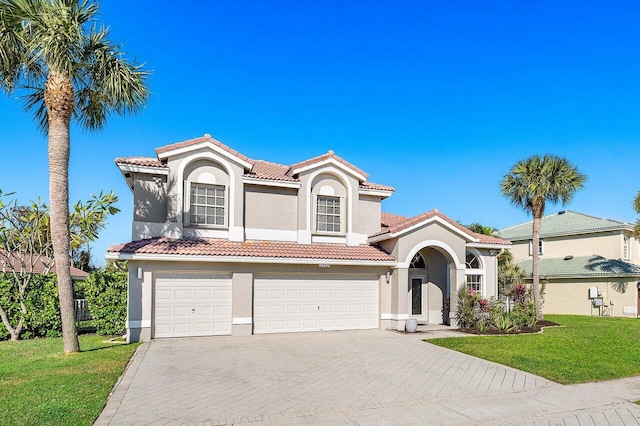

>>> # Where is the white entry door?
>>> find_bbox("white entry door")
[153,273,232,338]
[253,276,379,334]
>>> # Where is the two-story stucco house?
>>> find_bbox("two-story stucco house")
[107,134,510,341]
[500,210,640,318]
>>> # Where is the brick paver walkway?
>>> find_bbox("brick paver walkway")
[95,330,640,425]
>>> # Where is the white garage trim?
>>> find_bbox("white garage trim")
[153,273,232,338]
[253,276,379,334]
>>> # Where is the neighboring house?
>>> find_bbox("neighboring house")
[499,210,640,318]
[107,134,510,342]
[0,251,89,281]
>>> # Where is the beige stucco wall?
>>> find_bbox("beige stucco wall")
[509,231,629,262]
[133,174,167,223]
[354,195,382,235]
[244,185,298,232]
[164,148,247,239]
[543,278,638,317]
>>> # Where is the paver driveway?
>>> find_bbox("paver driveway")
[96,330,640,425]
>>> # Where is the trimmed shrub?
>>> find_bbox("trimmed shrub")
[84,265,127,335]
[0,273,61,340]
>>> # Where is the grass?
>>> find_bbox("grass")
[0,334,139,425]
[427,315,640,384]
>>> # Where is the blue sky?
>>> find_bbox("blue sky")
[2,1,639,265]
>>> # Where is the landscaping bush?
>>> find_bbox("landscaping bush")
[0,273,62,340]
[84,264,127,335]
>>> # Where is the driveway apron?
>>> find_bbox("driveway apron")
[95,330,640,425]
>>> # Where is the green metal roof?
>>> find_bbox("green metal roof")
[516,255,640,278]
[499,210,632,241]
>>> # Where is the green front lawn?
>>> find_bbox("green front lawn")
[428,315,640,384]
[0,334,139,425]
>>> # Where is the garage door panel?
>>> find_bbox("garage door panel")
[153,274,231,338]
[254,276,378,334]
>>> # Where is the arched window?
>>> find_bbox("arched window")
[465,250,483,293]
[465,250,481,269]
[409,253,427,269]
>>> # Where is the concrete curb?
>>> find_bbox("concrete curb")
[93,342,150,425]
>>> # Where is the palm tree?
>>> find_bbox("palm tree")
[0,0,148,352]
[633,190,640,239]
[500,154,586,321]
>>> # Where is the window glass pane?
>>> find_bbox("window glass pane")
[190,183,226,226]
[316,195,341,233]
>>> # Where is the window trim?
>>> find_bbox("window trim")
[623,235,631,261]
[529,240,544,256]
[185,181,228,229]
[313,194,344,235]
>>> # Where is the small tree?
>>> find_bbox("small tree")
[0,190,119,340]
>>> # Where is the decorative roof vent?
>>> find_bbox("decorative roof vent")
[564,255,574,261]
[558,211,566,215]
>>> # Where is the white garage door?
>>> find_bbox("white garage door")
[254,276,379,334]
[154,274,232,338]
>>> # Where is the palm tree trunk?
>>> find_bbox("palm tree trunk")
[45,70,80,353]
[531,202,544,322]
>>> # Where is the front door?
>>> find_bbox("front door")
[410,277,425,320]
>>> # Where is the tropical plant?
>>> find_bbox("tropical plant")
[466,222,498,236]
[0,0,149,352]
[497,250,524,297]
[491,310,516,333]
[633,190,640,239]
[500,154,586,321]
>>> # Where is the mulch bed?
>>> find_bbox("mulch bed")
[457,319,561,335]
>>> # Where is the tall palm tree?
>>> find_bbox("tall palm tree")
[633,190,640,239]
[0,0,148,352]
[500,154,586,321]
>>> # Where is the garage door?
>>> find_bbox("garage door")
[254,276,378,334]
[154,274,232,338]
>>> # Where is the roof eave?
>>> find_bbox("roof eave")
[241,176,301,189]
[105,251,396,266]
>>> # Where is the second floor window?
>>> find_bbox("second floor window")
[529,240,544,256]
[316,195,341,233]
[623,235,631,260]
[190,183,225,226]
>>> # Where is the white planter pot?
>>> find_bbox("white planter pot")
[405,319,418,333]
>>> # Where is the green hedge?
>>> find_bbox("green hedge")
[84,266,127,335]
[0,273,62,340]
[0,264,128,340]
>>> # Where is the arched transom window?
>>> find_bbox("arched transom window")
[409,253,427,269]
[465,250,484,293]
[465,251,481,269]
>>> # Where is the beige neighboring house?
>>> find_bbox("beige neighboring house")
[499,210,640,318]
[107,134,510,342]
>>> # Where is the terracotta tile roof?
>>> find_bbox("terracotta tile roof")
[360,182,395,192]
[289,150,369,179]
[155,134,253,165]
[115,156,167,168]
[470,232,512,246]
[109,237,395,262]
[0,251,89,279]
[246,160,298,182]
[371,209,511,246]
[381,212,409,230]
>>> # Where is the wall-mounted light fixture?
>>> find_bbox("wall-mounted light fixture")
[137,267,143,280]
[385,271,391,284]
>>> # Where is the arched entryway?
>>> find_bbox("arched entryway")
[405,242,463,326]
